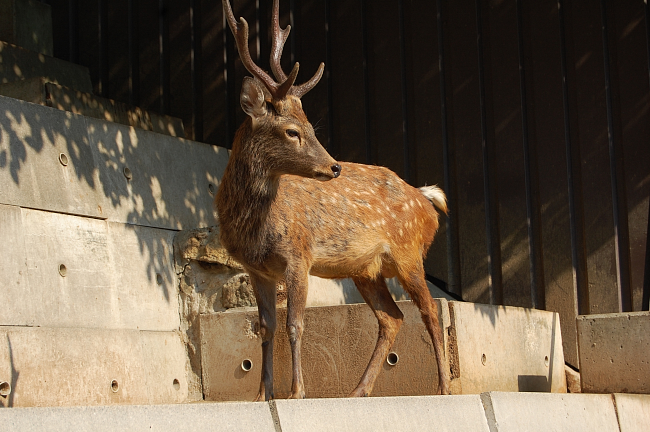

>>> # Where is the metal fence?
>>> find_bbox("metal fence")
[42,0,650,367]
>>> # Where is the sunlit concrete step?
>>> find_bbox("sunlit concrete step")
[1,393,648,432]
[0,78,185,137]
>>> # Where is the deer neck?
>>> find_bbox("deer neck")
[216,122,281,262]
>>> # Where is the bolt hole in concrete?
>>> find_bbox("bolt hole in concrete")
[156,273,163,285]
[58,153,68,166]
[386,352,399,366]
[58,264,67,277]
[544,355,549,367]
[173,379,180,390]
[208,183,216,195]
[0,381,10,397]
[111,380,119,393]
[481,353,487,366]
[123,166,132,180]
[241,359,253,372]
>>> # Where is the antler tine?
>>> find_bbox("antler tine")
[223,0,290,99]
[291,62,325,98]
[270,0,290,82]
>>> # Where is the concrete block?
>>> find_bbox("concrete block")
[0,207,180,330]
[449,302,566,394]
[200,300,450,401]
[481,392,620,432]
[613,393,650,432]
[0,402,276,432]
[577,312,650,393]
[273,395,490,432]
[0,42,92,91]
[0,79,186,137]
[0,95,107,219]
[0,327,188,407]
[0,95,228,229]
[0,0,53,56]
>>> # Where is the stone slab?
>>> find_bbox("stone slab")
[577,312,650,393]
[0,327,188,407]
[614,393,650,432]
[0,206,179,331]
[0,95,228,229]
[449,301,566,394]
[0,402,277,432]
[200,300,451,401]
[273,395,490,432]
[481,392,620,432]
[0,79,186,137]
[0,0,53,56]
[0,42,91,91]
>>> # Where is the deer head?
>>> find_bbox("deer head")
[223,0,341,181]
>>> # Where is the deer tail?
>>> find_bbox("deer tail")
[419,185,448,215]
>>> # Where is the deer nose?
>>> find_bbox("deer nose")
[331,164,342,178]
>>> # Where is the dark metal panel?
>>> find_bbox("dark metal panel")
[138,0,163,113]
[645,0,650,312]
[327,0,367,163]
[168,0,193,137]
[159,0,170,115]
[107,0,130,104]
[364,0,406,178]
[516,0,545,310]
[190,0,204,142]
[476,0,503,305]
[98,0,109,97]
[128,0,141,106]
[76,1,99,94]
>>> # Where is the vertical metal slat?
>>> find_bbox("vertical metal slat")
[397,0,410,184]
[360,0,372,165]
[191,0,204,142]
[643,0,650,312]
[128,0,140,106]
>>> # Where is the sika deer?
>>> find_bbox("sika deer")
[217,0,451,400]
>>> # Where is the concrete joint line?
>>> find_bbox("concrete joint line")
[480,393,498,432]
[268,400,283,432]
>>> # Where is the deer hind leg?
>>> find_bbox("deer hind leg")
[396,266,451,395]
[349,276,404,397]
[284,266,310,399]
[249,273,277,401]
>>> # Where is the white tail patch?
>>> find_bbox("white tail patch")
[419,185,448,214]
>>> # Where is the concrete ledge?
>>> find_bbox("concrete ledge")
[0,0,53,56]
[273,395,489,432]
[613,393,650,432]
[577,312,650,394]
[0,42,91,91]
[481,392,620,432]
[0,327,189,407]
[0,402,276,432]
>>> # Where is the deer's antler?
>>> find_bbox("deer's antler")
[223,0,323,100]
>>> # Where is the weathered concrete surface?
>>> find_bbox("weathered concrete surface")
[0,0,53,56]
[200,300,451,401]
[0,206,179,331]
[273,395,490,432]
[449,302,566,394]
[0,95,228,229]
[0,79,186,137]
[481,392,620,432]
[613,393,650,432]
[0,402,276,432]
[0,327,189,407]
[564,365,581,393]
[0,42,92,91]
[577,312,650,394]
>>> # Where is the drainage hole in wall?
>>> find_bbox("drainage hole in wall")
[481,354,487,366]
[386,352,399,366]
[173,378,180,390]
[111,380,119,392]
[59,153,69,166]
[123,167,132,180]
[0,382,11,397]
[208,183,216,195]
[241,359,253,372]
[156,273,163,285]
[544,356,549,367]
[58,264,67,277]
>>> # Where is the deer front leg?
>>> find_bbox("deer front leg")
[349,276,404,397]
[285,266,309,399]
[250,274,278,401]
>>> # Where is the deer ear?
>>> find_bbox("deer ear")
[240,77,268,120]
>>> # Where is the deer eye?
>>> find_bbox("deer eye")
[286,129,300,139]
